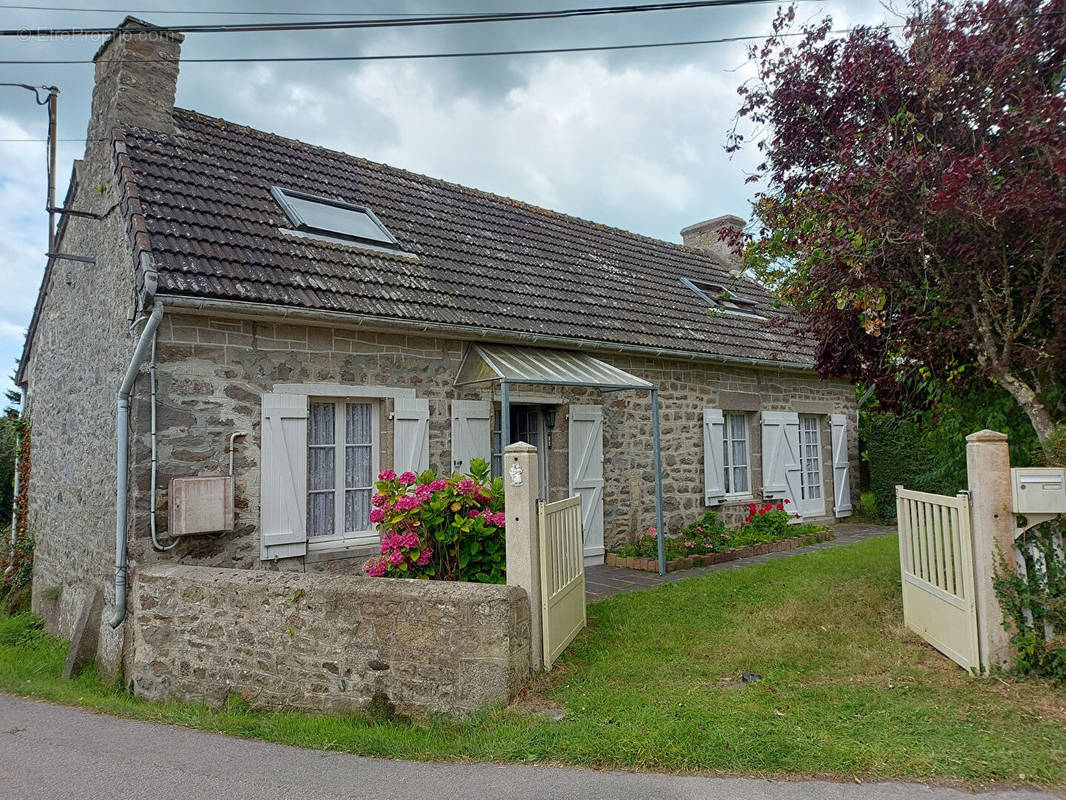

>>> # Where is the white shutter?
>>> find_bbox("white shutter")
[830,413,853,517]
[450,399,491,474]
[761,410,802,512]
[569,404,605,564]
[260,392,308,560]
[703,408,726,505]
[393,397,430,475]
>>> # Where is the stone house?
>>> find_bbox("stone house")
[16,19,857,675]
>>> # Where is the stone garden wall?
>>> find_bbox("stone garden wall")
[131,564,532,716]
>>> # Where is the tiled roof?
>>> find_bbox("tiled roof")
[118,108,817,367]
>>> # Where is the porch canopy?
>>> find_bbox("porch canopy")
[455,343,668,574]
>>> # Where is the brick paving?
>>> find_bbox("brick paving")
[585,523,895,602]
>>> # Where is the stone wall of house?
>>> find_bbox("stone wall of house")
[600,354,857,543]
[131,564,531,716]
[22,155,141,677]
[132,310,856,573]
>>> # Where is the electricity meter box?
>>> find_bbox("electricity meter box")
[1010,468,1066,516]
[168,476,234,536]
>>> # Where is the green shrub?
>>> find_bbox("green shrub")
[861,382,1041,522]
[612,505,825,561]
[0,417,15,520]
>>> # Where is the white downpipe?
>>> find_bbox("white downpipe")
[110,302,164,629]
[149,330,177,552]
[4,387,26,578]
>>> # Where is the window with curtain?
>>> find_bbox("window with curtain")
[722,412,750,495]
[307,400,378,544]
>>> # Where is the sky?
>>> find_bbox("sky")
[0,0,892,398]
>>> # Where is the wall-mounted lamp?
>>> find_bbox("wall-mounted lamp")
[543,407,557,448]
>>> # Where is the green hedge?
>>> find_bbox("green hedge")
[861,413,935,522]
[860,384,1041,522]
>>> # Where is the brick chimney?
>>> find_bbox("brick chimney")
[86,16,183,145]
[680,214,746,266]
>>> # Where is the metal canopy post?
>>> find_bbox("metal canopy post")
[651,387,666,575]
[500,378,511,453]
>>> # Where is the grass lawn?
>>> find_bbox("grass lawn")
[2,534,1065,788]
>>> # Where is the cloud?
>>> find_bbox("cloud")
[0,0,895,397]
[0,321,26,343]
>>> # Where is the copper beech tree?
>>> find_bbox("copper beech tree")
[729,0,1066,442]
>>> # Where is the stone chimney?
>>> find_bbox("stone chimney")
[680,214,746,266]
[87,17,183,145]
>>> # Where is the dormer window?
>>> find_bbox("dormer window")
[271,187,400,251]
[681,277,762,318]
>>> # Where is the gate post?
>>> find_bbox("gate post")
[504,442,543,671]
[966,429,1015,672]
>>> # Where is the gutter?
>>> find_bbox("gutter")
[110,301,164,629]
[157,294,821,375]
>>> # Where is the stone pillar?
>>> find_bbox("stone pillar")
[504,442,542,671]
[966,429,1015,671]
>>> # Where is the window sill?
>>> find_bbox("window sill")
[306,536,380,563]
[723,494,754,502]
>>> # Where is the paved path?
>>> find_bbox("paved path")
[0,695,1052,800]
[586,523,894,602]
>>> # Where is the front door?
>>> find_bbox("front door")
[493,405,550,501]
[797,415,825,518]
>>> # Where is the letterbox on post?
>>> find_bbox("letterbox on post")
[1010,468,1066,516]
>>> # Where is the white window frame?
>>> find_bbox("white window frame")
[306,397,381,552]
[722,412,752,498]
[798,414,823,504]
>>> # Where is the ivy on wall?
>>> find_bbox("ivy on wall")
[994,521,1066,683]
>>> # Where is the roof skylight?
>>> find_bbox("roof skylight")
[681,277,762,317]
[271,187,399,250]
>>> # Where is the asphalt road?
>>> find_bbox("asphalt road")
[0,694,1056,800]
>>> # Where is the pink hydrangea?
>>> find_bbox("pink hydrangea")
[368,508,386,524]
[378,469,396,481]
[387,549,405,565]
[684,540,695,548]
[490,512,506,528]
[416,548,432,566]
[371,493,389,508]
[363,558,387,577]
[457,478,476,496]
[402,532,420,548]
[428,480,448,492]
[398,471,418,485]
[414,483,432,499]
[468,509,481,519]
[395,495,421,511]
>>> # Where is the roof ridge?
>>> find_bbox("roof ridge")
[158,106,733,269]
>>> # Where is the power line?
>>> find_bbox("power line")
[0,28,846,65]
[0,1,788,37]
[1,3,509,16]
[1,9,1059,66]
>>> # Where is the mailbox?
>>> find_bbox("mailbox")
[1010,468,1066,515]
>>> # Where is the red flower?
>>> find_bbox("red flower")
[784,498,791,504]
[776,503,784,510]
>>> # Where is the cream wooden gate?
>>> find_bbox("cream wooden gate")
[538,495,587,669]
[896,487,980,672]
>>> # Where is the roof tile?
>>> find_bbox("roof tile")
[119,108,817,366]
